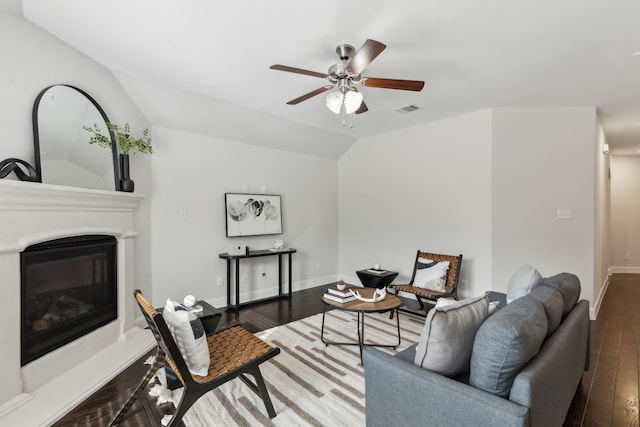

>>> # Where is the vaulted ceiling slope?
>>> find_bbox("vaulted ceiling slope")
[20,0,640,158]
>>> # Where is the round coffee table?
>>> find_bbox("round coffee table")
[321,288,401,363]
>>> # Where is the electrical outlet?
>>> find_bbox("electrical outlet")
[217,277,224,287]
[316,262,321,270]
[242,274,248,283]
[625,253,631,260]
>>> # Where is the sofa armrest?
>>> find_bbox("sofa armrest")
[362,347,529,427]
[509,299,590,427]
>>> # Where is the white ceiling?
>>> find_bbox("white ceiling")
[17,0,640,158]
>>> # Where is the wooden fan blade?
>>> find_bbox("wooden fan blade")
[355,100,368,114]
[270,64,328,79]
[346,39,387,75]
[286,86,333,105]
[362,77,425,91]
[349,88,368,114]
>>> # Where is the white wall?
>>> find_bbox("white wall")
[610,155,640,272]
[0,13,153,301]
[338,110,493,298]
[2,10,606,312]
[149,126,339,307]
[339,107,599,305]
[491,108,597,302]
[593,118,611,313]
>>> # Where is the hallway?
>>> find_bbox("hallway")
[565,273,640,426]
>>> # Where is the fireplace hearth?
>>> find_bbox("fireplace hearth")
[21,235,118,366]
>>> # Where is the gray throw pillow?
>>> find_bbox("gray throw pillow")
[469,296,547,397]
[528,284,563,336]
[506,264,542,303]
[538,273,581,317]
[414,294,489,377]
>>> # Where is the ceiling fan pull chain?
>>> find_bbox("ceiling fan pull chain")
[340,105,355,128]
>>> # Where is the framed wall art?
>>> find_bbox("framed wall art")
[225,193,283,237]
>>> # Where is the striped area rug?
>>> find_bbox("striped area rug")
[172,309,425,426]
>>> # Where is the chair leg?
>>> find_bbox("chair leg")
[240,366,277,418]
[109,348,166,426]
[167,389,202,427]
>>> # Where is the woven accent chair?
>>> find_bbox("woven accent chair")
[110,290,280,426]
[390,250,463,316]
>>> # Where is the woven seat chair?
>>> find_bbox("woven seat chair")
[110,290,280,426]
[390,250,463,316]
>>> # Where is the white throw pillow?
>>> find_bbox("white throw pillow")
[413,259,450,292]
[414,294,490,376]
[163,299,210,376]
[506,264,542,303]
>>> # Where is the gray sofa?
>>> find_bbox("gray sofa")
[363,273,590,427]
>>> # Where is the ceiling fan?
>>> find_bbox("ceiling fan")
[270,39,425,116]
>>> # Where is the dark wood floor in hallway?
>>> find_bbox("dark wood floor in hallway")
[565,273,640,427]
[54,275,639,426]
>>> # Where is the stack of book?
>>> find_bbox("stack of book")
[366,268,387,275]
[323,286,356,303]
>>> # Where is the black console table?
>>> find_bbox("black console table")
[218,248,297,311]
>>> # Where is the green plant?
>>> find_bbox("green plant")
[84,122,152,156]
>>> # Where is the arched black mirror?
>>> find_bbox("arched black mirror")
[32,85,119,191]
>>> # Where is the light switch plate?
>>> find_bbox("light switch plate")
[556,208,572,220]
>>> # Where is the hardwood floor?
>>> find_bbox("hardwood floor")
[53,285,330,426]
[565,273,640,427]
[53,276,639,426]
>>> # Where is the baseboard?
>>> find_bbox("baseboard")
[590,275,610,320]
[610,266,640,274]
[205,274,341,308]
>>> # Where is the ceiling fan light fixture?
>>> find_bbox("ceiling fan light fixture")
[326,91,344,114]
[344,91,364,114]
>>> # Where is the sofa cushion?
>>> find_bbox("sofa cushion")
[506,264,542,303]
[538,273,581,316]
[414,294,489,376]
[528,284,563,336]
[469,296,547,397]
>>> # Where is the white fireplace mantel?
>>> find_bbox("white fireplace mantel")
[0,180,143,253]
[0,180,151,422]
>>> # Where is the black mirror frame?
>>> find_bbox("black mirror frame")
[32,84,121,190]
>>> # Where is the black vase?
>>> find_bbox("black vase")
[119,154,134,192]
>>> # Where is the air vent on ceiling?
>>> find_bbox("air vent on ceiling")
[394,104,422,114]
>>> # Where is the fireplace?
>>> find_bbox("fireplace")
[0,181,143,412]
[20,235,118,366]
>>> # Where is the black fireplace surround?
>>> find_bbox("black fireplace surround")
[20,235,118,366]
